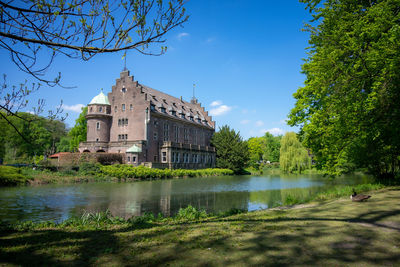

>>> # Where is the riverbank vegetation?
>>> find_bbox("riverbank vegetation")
[1,186,399,266]
[0,164,234,186]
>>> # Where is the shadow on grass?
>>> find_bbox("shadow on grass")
[1,197,400,266]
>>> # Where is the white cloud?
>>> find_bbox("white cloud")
[255,120,264,127]
[210,105,232,116]
[63,104,85,113]
[177,32,189,40]
[261,127,285,136]
[240,120,250,125]
[280,119,287,125]
[205,37,216,43]
[210,100,222,107]
[27,111,35,114]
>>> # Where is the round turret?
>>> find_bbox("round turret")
[86,90,112,143]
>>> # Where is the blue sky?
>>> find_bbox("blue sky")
[1,0,312,140]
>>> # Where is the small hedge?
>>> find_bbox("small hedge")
[0,166,29,186]
[99,165,233,179]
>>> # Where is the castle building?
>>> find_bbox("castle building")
[79,70,216,169]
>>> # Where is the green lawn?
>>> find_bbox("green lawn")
[1,187,400,266]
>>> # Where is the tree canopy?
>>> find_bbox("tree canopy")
[211,125,249,173]
[279,132,310,174]
[0,0,188,85]
[69,106,87,152]
[0,111,68,162]
[289,0,400,178]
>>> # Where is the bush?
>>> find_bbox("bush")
[176,205,207,221]
[79,162,102,176]
[0,166,28,186]
[99,165,234,180]
[97,154,123,165]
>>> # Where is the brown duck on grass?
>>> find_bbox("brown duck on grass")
[350,189,371,202]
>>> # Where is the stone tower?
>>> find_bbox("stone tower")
[86,90,112,146]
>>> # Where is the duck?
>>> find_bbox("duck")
[350,189,371,202]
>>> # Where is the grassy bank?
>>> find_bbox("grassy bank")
[0,165,234,186]
[1,186,399,266]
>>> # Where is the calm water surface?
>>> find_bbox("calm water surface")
[0,174,371,223]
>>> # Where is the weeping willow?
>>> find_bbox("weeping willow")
[280,132,311,174]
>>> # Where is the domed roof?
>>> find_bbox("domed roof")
[89,90,110,105]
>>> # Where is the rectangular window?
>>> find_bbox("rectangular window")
[154,155,158,162]
[122,104,125,111]
[118,119,121,126]
[115,106,117,112]
[125,134,128,140]
[99,106,103,112]
[96,122,100,130]
[153,132,158,140]
[163,123,169,141]
[171,152,175,163]
[194,130,197,144]
[127,156,131,162]
[162,152,167,162]
[184,128,189,142]
[133,156,136,162]
[174,126,178,142]
[130,104,133,111]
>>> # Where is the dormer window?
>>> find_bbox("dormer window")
[171,110,176,116]
[150,104,156,111]
[160,107,166,113]
[197,118,201,123]
[180,113,185,119]
[189,116,194,122]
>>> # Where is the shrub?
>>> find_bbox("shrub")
[176,205,207,221]
[0,166,28,186]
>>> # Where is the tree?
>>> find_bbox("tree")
[0,0,188,85]
[0,111,68,162]
[279,132,310,174]
[247,137,265,167]
[69,107,87,152]
[1,0,188,141]
[289,0,400,178]
[262,132,281,163]
[211,125,249,173]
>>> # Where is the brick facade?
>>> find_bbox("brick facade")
[79,70,216,169]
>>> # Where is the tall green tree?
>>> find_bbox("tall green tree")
[247,137,265,167]
[69,107,87,152]
[211,125,249,173]
[280,132,311,174]
[289,0,400,178]
[263,132,282,163]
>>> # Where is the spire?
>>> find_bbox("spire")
[191,82,198,104]
[122,51,127,71]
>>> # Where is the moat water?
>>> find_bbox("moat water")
[0,173,372,223]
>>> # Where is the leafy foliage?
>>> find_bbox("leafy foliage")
[279,132,311,174]
[289,0,400,178]
[211,125,249,173]
[68,107,87,152]
[0,111,68,162]
[99,165,233,179]
[0,166,29,186]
